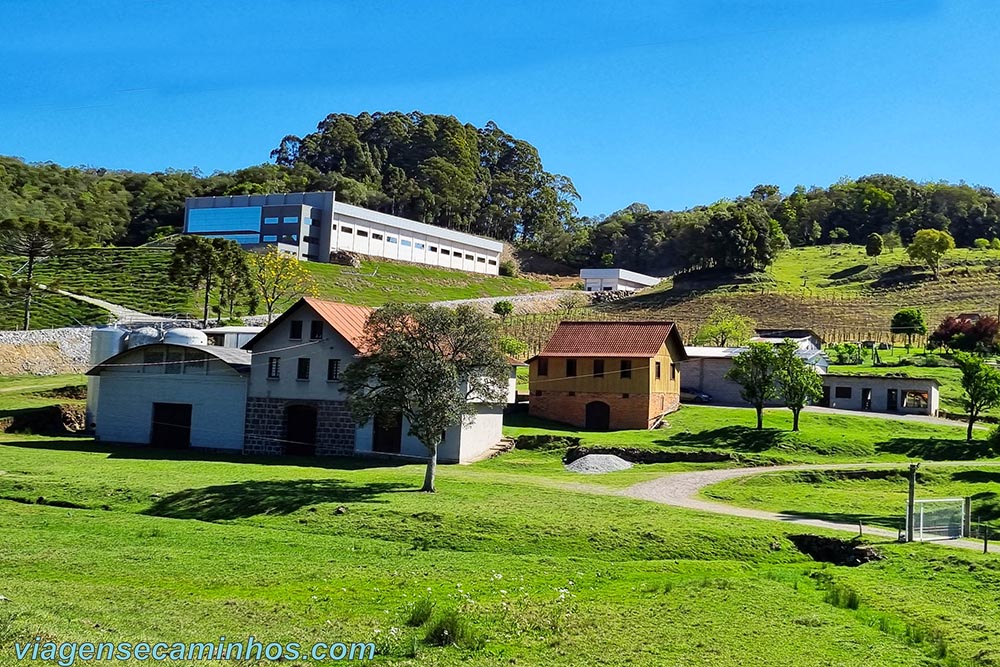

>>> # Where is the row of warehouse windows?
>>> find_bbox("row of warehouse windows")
[331,224,497,265]
[266,356,340,382]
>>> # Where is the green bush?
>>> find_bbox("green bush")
[499,259,518,277]
[823,584,861,610]
[826,343,862,365]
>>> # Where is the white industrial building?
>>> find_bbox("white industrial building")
[681,346,829,406]
[202,326,264,349]
[821,374,940,416]
[579,268,661,292]
[86,329,250,451]
[184,191,503,275]
[680,345,939,417]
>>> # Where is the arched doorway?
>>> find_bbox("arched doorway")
[285,404,318,455]
[585,401,611,431]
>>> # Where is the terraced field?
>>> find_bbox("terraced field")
[0,248,551,328]
[604,246,1000,344]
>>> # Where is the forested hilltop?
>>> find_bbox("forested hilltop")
[0,111,578,248]
[2,110,1000,276]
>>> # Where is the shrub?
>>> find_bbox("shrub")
[498,259,518,277]
[406,597,435,627]
[827,343,862,365]
[929,315,1000,353]
[492,300,514,320]
[424,609,485,650]
[975,238,991,250]
[985,426,1000,455]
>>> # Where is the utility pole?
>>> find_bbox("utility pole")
[906,463,919,543]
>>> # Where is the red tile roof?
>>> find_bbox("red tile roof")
[303,297,373,351]
[244,297,373,352]
[538,321,683,358]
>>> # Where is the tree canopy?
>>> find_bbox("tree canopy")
[954,352,1000,442]
[692,305,756,347]
[725,342,778,430]
[3,116,1000,277]
[342,303,510,492]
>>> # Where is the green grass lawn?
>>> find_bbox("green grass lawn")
[702,465,1000,533]
[303,260,549,307]
[3,434,1000,666]
[505,405,986,463]
[4,379,1000,664]
[0,374,86,418]
[0,290,108,330]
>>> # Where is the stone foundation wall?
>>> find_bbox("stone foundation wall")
[244,397,356,456]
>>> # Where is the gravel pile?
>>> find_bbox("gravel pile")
[565,454,634,474]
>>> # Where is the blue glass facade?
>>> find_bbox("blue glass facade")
[187,207,262,234]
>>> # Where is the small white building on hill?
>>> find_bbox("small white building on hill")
[579,268,660,292]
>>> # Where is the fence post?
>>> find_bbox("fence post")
[906,463,919,543]
[963,497,972,538]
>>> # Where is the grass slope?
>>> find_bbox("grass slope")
[505,406,986,464]
[1,248,550,328]
[0,379,999,664]
[703,465,1000,532]
[0,437,994,666]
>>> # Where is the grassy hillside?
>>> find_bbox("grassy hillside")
[0,248,551,328]
[703,465,1000,532]
[506,406,985,464]
[1,371,1000,664]
[606,245,1000,343]
[0,291,107,330]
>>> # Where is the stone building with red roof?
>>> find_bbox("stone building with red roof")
[242,297,507,462]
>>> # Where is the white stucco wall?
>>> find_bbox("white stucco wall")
[247,313,358,402]
[94,351,247,450]
[455,406,504,463]
[823,376,940,416]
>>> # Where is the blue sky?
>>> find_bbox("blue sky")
[1,0,997,216]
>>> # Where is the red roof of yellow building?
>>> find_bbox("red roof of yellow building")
[536,321,686,359]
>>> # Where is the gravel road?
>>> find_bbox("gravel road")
[621,462,1000,552]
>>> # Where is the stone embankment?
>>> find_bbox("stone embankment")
[0,328,94,375]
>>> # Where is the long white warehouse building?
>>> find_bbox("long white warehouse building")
[184,191,503,275]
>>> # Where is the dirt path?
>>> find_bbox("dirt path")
[621,462,1000,553]
[41,285,167,323]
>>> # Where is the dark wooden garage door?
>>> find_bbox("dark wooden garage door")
[151,403,192,449]
[285,405,318,456]
[373,411,403,453]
